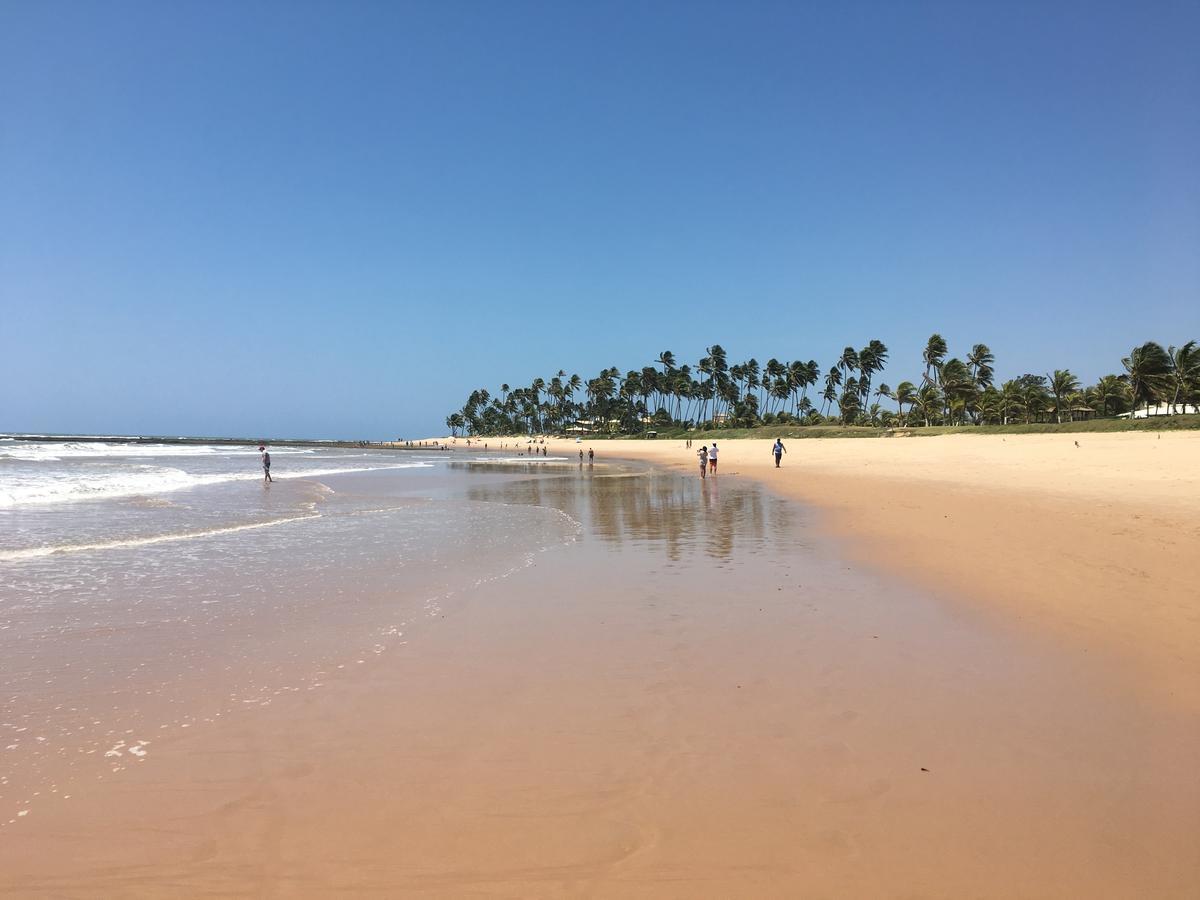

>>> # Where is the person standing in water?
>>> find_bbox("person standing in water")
[708,442,718,474]
[259,445,273,483]
[588,448,594,464]
[698,444,708,478]
[772,438,786,468]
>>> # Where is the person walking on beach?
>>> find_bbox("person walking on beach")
[259,445,273,483]
[709,442,718,474]
[579,449,584,462]
[772,438,786,468]
[698,444,708,478]
[588,448,594,464]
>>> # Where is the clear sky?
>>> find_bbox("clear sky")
[2,0,1197,438]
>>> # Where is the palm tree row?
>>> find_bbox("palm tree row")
[444,337,1199,436]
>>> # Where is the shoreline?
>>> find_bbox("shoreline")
[468,430,1200,712]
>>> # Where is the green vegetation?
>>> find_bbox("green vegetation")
[582,415,1200,441]
[445,338,1200,438]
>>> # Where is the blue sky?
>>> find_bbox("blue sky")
[2,0,1197,438]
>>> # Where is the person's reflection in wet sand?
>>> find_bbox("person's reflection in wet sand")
[465,461,788,565]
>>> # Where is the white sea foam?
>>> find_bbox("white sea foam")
[0,512,321,561]
[0,442,315,461]
[0,462,433,509]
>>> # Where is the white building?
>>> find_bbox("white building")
[1120,402,1199,419]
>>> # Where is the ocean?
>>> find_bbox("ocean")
[0,437,581,824]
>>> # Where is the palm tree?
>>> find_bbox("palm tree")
[939,358,973,424]
[744,358,761,407]
[840,377,861,423]
[1167,341,1199,413]
[673,365,691,422]
[1015,375,1050,424]
[977,386,1002,424]
[620,371,641,429]
[783,361,802,417]
[729,363,745,416]
[894,381,916,425]
[656,351,677,418]
[707,345,729,422]
[967,343,995,389]
[998,380,1022,425]
[922,334,948,387]
[639,367,660,423]
[567,373,582,417]
[1121,341,1172,417]
[838,346,859,384]
[911,383,942,427]
[820,381,838,420]
[762,359,785,413]
[858,340,888,406]
[696,354,714,423]
[1047,369,1081,424]
[803,360,821,393]
[1087,374,1127,418]
[821,366,842,416]
[966,344,995,422]
[772,375,792,419]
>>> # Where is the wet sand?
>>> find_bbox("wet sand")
[540,431,1200,713]
[2,459,1198,896]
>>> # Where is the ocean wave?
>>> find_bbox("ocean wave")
[0,462,434,508]
[0,513,322,561]
[0,442,318,461]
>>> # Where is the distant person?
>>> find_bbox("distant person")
[579,449,584,462]
[772,438,786,468]
[698,444,708,478]
[588,448,594,464]
[709,442,718,474]
[259,445,273,483]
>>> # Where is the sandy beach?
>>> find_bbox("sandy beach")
[1,434,1197,897]
[534,430,1200,713]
